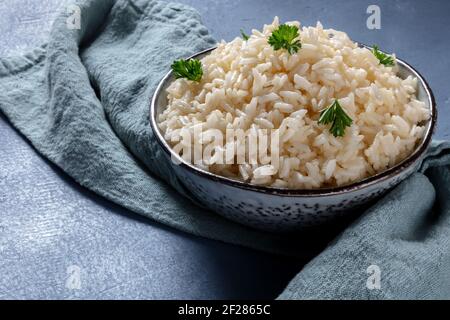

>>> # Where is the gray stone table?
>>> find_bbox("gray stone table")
[1,0,449,299]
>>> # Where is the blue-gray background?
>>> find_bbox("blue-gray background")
[0,0,449,299]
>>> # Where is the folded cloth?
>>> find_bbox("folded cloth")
[1,0,449,299]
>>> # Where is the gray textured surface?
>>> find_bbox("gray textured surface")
[1,0,450,299]
[0,115,304,300]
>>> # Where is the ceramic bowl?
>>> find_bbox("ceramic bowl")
[150,47,436,232]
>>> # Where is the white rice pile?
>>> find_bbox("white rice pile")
[158,17,430,189]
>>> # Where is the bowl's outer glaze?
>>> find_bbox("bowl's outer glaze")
[151,47,436,232]
[171,154,422,231]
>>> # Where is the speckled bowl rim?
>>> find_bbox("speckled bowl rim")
[150,46,437,197]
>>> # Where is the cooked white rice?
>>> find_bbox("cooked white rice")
[158,17,430,189]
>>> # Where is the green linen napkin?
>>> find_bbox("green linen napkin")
[1,0,449,299]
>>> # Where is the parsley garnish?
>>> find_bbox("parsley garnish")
[240,29,250,41]
[318,100,353,137]
[268,24,302,55]
[171,59,203,82]
[372,45,395,66]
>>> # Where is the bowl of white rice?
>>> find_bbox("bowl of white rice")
[150,18,436,232]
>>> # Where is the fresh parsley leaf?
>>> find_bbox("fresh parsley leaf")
[318,100,353,137]
[372,45,395,66]
[240,29,250,41]
[268,24,302,55]
[171,59,203,82]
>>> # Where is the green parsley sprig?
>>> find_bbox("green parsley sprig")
[318,100,353,137]
[268,24,302,55]
[171,59,203,82]
[240,29,250,41]
[372,45,395,66]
